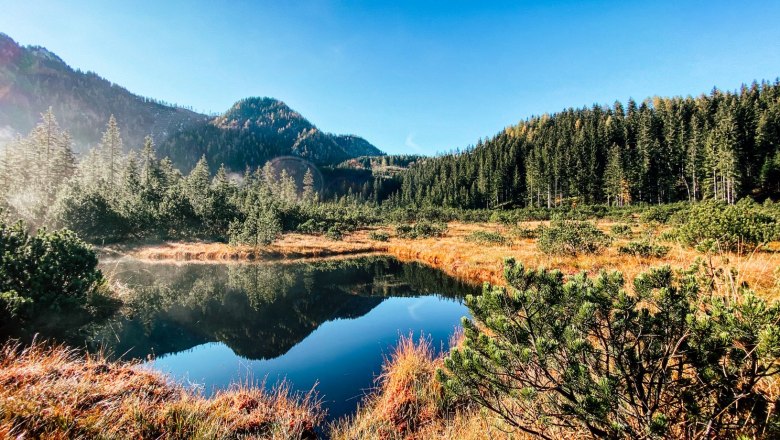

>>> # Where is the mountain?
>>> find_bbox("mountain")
[0,33,383,171]
[0,33,206,153]
[158,97,383,171]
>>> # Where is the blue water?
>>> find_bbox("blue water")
[96,256,474,420]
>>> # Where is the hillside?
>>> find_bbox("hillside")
[0,33,382,171]
[158,97,383,171]
[0,33,206,153]
[396,81,780,208]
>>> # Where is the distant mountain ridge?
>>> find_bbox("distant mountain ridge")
[0,33,383,171]
[0,33,206,153]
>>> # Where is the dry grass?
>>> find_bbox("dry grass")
[0,340,323,439]
[330,335,535,440]
[388,221,780,298]
[130,231,385,262]
[330,336,448,440]
[124,222,780,299]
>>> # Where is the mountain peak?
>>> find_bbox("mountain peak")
[0,32,383,172]
[217,97,305,128]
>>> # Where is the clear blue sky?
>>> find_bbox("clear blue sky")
[2,0,779,155]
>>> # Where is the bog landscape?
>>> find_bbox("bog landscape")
[1,3,780,439]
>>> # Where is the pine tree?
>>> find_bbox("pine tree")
[603,144,625,206]
[186,155,211,216]
[98,115,123,191]
[441,260,780,439]
[302,167,316,202]
[14,108,76,223]
[207,164,238,237]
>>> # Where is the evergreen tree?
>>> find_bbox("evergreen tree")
[98,115,123,192]
[186,155,211,217]
[603,144,625,206]
[441,260,780,439]
[302,167,316,202]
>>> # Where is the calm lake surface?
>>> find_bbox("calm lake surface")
[88,256,476,421]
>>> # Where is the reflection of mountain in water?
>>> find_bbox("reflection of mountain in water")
[94,256,474,361]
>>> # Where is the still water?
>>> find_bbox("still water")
[93,256,475,420]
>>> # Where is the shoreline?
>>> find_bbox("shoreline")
[106,221,780,296]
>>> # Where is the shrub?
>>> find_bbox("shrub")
[51,185,129,243]
[465,230,510,246]
[618,240,670,258]
[676,199,779,252]
[395,221,448,239]
[369,231,389,242]
[440,259,780,439]
[511,226,538,239]
[325,227,343,240]
[0,222,107,319]
[610,223,633,238]
[640,203,686,224]
[536,220,611,255]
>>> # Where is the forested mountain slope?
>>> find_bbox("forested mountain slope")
[0,33,382,171]
[0,33,206,153]
[157,97,383,171]
[395,81,780,208]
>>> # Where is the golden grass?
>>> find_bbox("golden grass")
[0,340,323,439]
[330,336,447,440]
[130,231,385,262]
[330,335,538,440]
[125,221,780,299]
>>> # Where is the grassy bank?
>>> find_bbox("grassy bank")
[0,341,323,439]
[331,336,522,440]
[126,220,780,298]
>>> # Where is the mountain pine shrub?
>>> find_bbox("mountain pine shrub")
[536,220,611,255]
[440,259,780,439]
[676,199,779,252]
[0,222,108,318]
[618,240,670,258]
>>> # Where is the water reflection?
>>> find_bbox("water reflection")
[2,256,476,420]
[95,256,474,361]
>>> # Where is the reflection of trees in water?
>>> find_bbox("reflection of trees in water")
[88,257,476,361]
[227,264,297,309]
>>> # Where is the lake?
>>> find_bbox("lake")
[89,256,476,421]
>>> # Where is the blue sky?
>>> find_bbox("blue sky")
[1,0,779,155]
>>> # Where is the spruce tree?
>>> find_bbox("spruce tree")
[98,115,123,191]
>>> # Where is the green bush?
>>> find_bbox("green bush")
[368,231,389,241]
[0,222,108,318]
[440,259,780,439]
[394,221,448,239]
[511,226,538,239]
[676,199,779,252]
[325,227,343,240]
[465,230,510,246]
[610,223,633,238]
[536,220,611,255]
[618,240,670,258]
[51,185,130,243]
[640,203,686,224]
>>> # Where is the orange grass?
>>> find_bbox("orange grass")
[125,222,780,300]
[0,340,323,439]
[130,231,385,262]
[330,335,538,440]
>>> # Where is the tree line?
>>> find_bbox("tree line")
[0,109,379,244]
[392,80,780,209]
